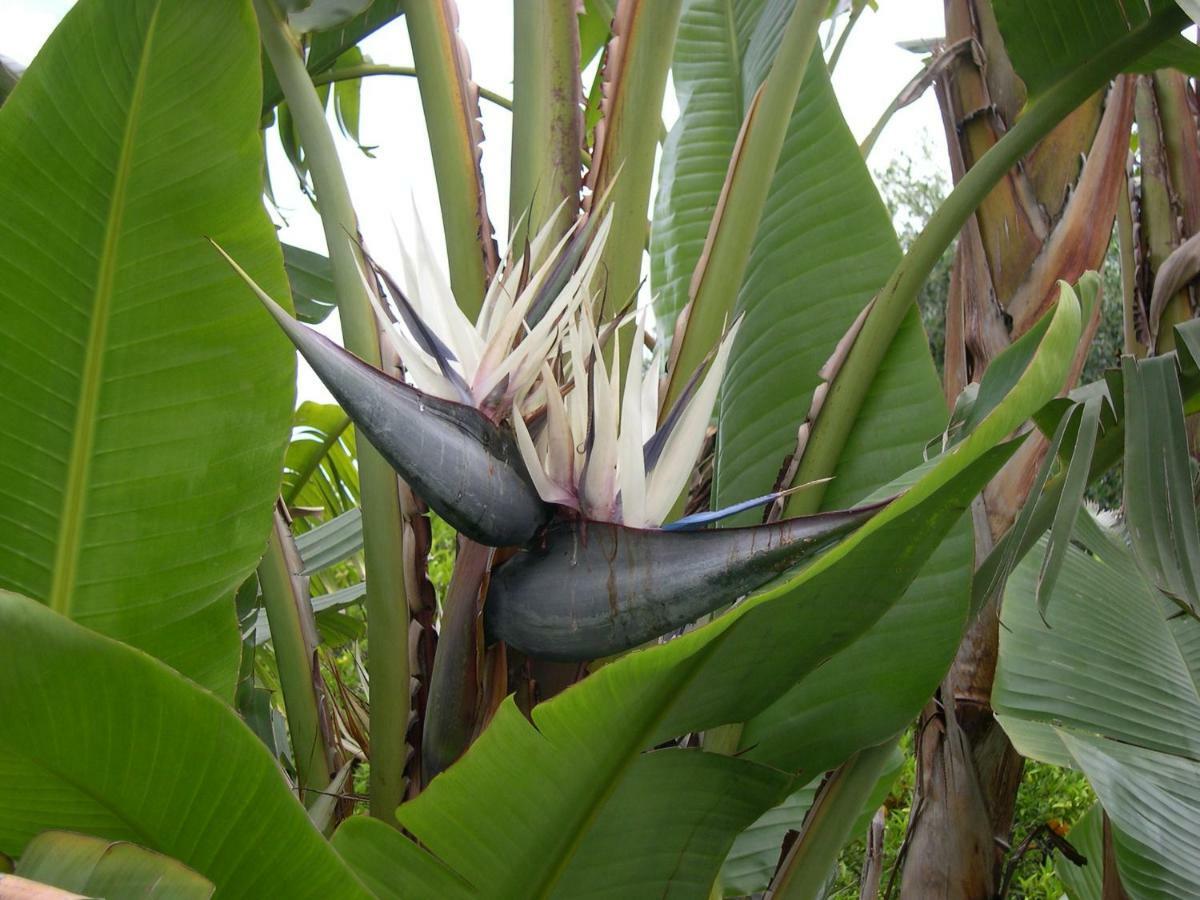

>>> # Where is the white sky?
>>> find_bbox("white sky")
[1,0,950,402]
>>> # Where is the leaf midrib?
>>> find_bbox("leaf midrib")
[48,2,162,616]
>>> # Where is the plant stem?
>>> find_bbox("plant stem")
[405,0,499,317]
[826,1,864,73]
[766,742,894,899]
[509,0,583,251]
[587,0,683,356]
[309,64,513,110]
[255,0,412,824]
[258,505,334,799]
[787,7,1186,515]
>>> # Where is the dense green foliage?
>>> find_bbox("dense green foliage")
[2,0,1199,896]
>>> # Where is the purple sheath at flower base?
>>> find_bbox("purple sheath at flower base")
[257,293,553,547]
[484,500,890,661]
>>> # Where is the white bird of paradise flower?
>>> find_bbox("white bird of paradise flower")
[362,209,741,529]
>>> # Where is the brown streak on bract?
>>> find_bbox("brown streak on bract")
[439,0,500,281]
[765,298,873,523]
[581,0,636,207]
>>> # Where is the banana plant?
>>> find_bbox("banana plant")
[3,0,1200,896]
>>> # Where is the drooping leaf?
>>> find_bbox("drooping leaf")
[994,510,1200,898]
[1123,354,1200,617]
[15,832,213,900]
[296,508,364,574]
[252,584,365,644]
[0,0,295,697]
[1035,394,1102,618]
[283,244,338,324]
[971,390,1083,619]
[0,591,367,898]
[721,783,820,896]
[1064,734,1200,900]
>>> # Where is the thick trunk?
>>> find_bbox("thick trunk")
[901,684,997,898]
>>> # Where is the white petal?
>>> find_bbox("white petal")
[565,318,590,477]
[405,213,482,374]
[540,363,576,492]
[641,341,663,443]
[581,336,619,520]
[644,316,743,523]
[512,394,576,507]
[354,252,457,401]
[618,316,648,527]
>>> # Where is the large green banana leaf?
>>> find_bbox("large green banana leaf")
[1122,355,1200,618]
[0,590,366,899]
[0,0,294,697]
[994,511,1200,897]
[712,54,942,523]
[14,831,213,900]
[650,0,767,342]
[650,0,959,778]
[737,286,1097,773]
[332,289,1077,898]
[738,472,970,775]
